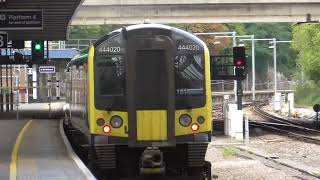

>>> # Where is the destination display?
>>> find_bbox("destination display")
[0,10,43,30]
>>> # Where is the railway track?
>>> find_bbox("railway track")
[251,104,320,145]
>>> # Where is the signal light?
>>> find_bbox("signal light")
[31,41,45,63]
[236,59,244,66]
[233,46,247,80]
[233,47,246,67]
[35,44,41,51]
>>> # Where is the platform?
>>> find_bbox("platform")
[0,102,64,119]
[0,118,95,180]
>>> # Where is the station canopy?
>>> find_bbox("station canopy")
[2,0,83,41]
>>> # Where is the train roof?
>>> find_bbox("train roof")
[67,24,206,69]
[93,23,205,47]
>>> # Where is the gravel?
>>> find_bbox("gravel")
[208,104,320,179]
[248,134,320,173]
[206,145,299,180]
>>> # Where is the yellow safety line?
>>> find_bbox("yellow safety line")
[9,120,33,180]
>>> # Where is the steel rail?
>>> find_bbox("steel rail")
[250,121,320,145]
[252,104,320,133]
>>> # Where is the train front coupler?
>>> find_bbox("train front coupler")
[139,147,165,176]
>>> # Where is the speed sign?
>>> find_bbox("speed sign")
[0,31,8,48]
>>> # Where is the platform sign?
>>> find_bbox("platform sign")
[0,10,43,30]
[39,66,55,74]
[0,31,7,48]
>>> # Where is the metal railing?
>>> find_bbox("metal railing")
[211,80,296,91]
[49,39,97,50]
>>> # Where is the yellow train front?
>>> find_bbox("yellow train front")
[67,24,212,179]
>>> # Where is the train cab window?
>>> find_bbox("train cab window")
[94,55,126,110]
[175,54,205,109]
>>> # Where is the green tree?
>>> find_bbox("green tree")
[292,24,320,82]
[243,23,296,79]
[69,25,123,39]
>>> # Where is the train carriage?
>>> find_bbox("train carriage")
[65,24,212,179]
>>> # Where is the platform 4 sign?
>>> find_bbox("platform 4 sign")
[0,10,43,30]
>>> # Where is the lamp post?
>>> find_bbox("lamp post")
[268,40,292,94]
[240,38,276,96]
[240,38,292,96]
[272,38,277,94]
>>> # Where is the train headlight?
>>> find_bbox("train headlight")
[191,123,199,131]
[197,116,205,124]
[110,116,123,128]
[97,118,105,126]
[179,114,192,127]
[103,125,111,133]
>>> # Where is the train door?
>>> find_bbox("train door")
[126,34,175,146]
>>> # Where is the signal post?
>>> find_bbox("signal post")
[233,47,247,110]
[211,46,247,139]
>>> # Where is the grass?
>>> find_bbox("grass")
[295,81,320,107]
[222,147,237,158]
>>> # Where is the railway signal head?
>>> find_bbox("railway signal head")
[233,46,247,80]
[233,46,246,67]
[31,40,45,63]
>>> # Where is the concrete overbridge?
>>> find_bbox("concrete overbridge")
[72,0,320,25]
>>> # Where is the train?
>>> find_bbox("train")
[64,24,212,179]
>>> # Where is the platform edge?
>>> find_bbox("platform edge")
[59,119,97,180]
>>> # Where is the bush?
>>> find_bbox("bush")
[295,81,320,106]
